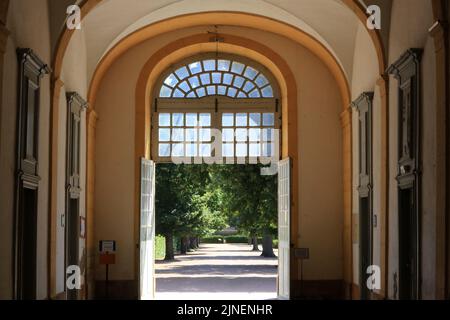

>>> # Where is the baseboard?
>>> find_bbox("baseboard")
[292,280,345,300]
[95,280,138,300]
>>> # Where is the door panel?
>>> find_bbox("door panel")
[140,159,156,300]
[278,158,290,300]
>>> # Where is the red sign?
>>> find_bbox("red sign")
[99,253,116,265]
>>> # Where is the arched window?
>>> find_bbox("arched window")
[152,54,280,162]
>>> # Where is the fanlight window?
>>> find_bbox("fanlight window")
[159,59,274,99]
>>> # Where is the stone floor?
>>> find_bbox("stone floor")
[155,243,278,300]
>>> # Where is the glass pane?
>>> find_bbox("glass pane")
[187,91,196,98]
[222,129,234,142]
[218,60,230,71]
[207,86,216,95]
[261,143,274,157]
[172,128,184,141]
[199,113,211,127]
[199,129,211,142]
[175,66,189,80]
[243,81,256,93]
[249,143,260,157]
[235,128,248,142]
[262,85,274,98]
[172,143,184,157]
[263,113,275,126]
[200,73,211,85]
[237,91,247,98]
[159,113,170,126]
[160,85,172,98]
[222,113,234,127]
[255,74,269,88]
[173,89,185,98]
[179,80,190,93]
[223,144,234,157]
[185,129,197,142]
[249,113,261,126]
[199,144,211,157]
[188,76,201,89]
[212,73,221,84]
[189,62,202,74]
[159,144,170,157]
[172,113,184,127]
[217,85,227,95]
[231,62,245,75]
[186,113,197,127]
[203,60,216,71]
[243,66,258,80]
[236,143,248,157]
[186,144,197,157]
[164,73,178,87]
[223,73,233,85]
[233,76,245,88]
[262,128,275,141]
[236,113,247,126]
[227,87,237,98]
[248,89,261,98]
[196,87,206,97]
[249,128,261,142]
[159,129,170,142]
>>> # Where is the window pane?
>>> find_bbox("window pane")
[223,73,233,85]
[159,129,170,142]
[231,62,245,75]
[261,85,274,98]
[233,76,245,88]
[249,113,261,126]
[203,60,216,71]
[186,144,197,157]
[175,66,189,80]
[236,113,247,126]
[189,62,202,74]
[217,85,227,95]
[188,76,200,89]
[187,91,196,98]
[248,89,261,98]
[172,128,184,141]
[261,143,274,157]
[159,113,170,126]
[196,87,206,97]
[160,85,172,98]
[263,113,275,126]
[227,87,237,98]
[207,86,216,95]
[159,144,170,157]
[212,73,221,84]
[243,81,256,93]
[249,128,261,142]
[173,89,185,98]
[199,129,211,142]
[186,113,197,127]
[236,143,248,157]
[223,144,234,157]
[236,129,248,142]
[200,73,211,85]
[262,128,275,141]
[255,74,269,88]
[179,80,190,93]
[222,113,234,127]
[172,113,184,127]
[249,143,260,157]
[237,91,247,98]
[243,66,258,80]
[185,128,197,142]
[199,113,211,127]
[218,60,230,71]
[199,144,211,157]
[172,144,184,157]
[222,129,234,142]
[164,73,178,87]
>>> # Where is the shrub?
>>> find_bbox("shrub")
[201,235,224,243]
[224,235,249,243]
[155,235,166,260]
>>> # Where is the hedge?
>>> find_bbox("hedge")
[155,235,166,260]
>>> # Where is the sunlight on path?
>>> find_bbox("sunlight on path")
[155,243,278,300]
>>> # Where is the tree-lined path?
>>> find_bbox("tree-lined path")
[155,244,278,300]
